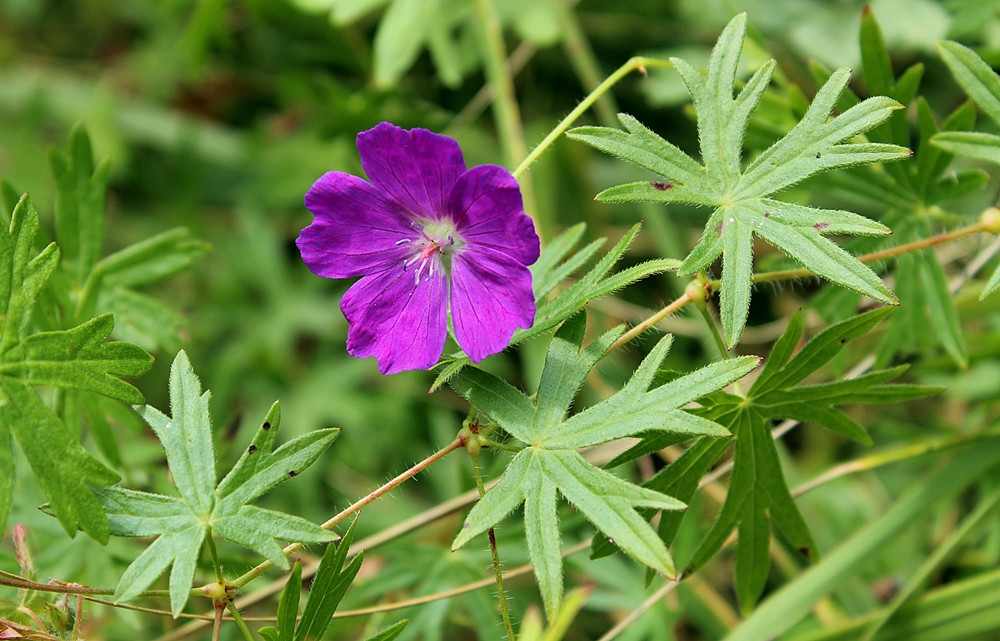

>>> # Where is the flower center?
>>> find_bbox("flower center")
[399,220,463,283]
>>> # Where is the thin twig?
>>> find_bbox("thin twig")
[595,580,678,641]
[512,56,673,179]
[230,438,463,589]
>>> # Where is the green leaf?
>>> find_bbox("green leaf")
[48,123,110,285]
[364,620,409,641]
[937,40,1000,127]
[276,561,302,641]
[686,308,938,612]
[96,227,210,290]
[570,14,904,346]
[95,351,338,616]
[1,314,152,404]
[722,439,1000,641]
[981,260,1000,300]
[1,378,118,542]
[99,287,187,354]
[0,193,150,537]
[451,313,754,619]
[295,521,362,641]
[930,131,1000,164]
[860,7,894,97]
[372,0,439,88]
[517,223,678,345]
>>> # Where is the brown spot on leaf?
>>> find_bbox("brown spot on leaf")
[650,181,674,191]
[248,445,257,454]
[815,222,829,230]
[262,422,271,430]
[799,547,811,559]
[764,212,771,218]
[287,470,297,477]
[816,152,821,158]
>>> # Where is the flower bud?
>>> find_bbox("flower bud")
[684,279,712,310]
[982,207,1000,234]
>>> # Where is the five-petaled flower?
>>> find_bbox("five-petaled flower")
[297,122,540,375]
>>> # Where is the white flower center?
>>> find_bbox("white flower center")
[399,220,463,284]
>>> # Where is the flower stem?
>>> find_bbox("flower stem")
[609,219,994,354]
[553,0,618,128]
[469,446,516,641]
[512,56,672,180]
[229,438,463,589]
[609,292,692,352]
[719,221,992,289]
[206,531,223,583]
[226,602,256,641]
[697,304,730,361]
[211,601,224,641]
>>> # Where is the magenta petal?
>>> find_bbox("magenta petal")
[450,249,535,363]
[447,165,540,266]
[298,172,415,278]
[356,123,466,220]
[341,267,448,374]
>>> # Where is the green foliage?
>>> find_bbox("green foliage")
[724,441,1000,641]
[95,351,338,616]
[687,309,939,613]
[431,223,678,391]
[932,39,1000,300]
[258,520,407,641]
[0,193,152,541]
[449,311,758,619]
[569,13,908,347]
[40,125,210,351]
[291,0,562,88]
[809,10,979,367]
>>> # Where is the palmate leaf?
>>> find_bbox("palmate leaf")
[677,308,942,614]
[95,351,339,617]
[0,194,152,539]
[449,312,758,620]
[568,13,908,347]
[429,223,678,391]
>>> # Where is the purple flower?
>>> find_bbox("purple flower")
[297,122,540,375]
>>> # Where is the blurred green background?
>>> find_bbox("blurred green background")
[2,0,1000,639]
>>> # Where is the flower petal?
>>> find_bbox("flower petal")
[450,248,535,363]
[448,165,540,266]
[356,123,466,220]
[341,267,448,374]
[298,171,416,278]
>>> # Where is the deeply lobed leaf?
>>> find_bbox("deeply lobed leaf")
[451,314,757,619]
[95,351,338,616]
[569,13,907,346]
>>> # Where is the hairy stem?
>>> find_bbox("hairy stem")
[612,219,994,353]
[726,221,992,288]
[469,446,516,641]
[229,438,463,589]
[609,292,691,352]
[211,601,224,641]
[697,304,730,360]
[206,531,223,583]
[512,56,672,180]
[226,602,256,641]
